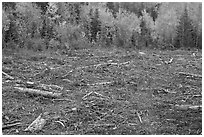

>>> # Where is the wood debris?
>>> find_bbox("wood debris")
[14,87,62,98]
[24,113,47,132]
[2,71,14,80]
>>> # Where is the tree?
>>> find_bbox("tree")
[154,3,180,49]
[187,3,202,49]
[90,8,101,42]
[175,5,196,49]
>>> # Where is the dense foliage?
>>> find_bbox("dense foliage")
[2,2,202,51]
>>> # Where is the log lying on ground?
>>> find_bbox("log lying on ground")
[178,72,202,79]
[2,71,14,80]
[14,87,62,98]
[62,61,132,77]
[175,104,202,111]
[2,122,22,130]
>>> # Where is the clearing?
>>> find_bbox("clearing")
[2,48,202,135]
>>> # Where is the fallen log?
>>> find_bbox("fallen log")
[2,71,14,80]
[175,104,202,111]
[87,81,112,86]
[14,87,62,98]
[136,111,143,124]
[2,122,22,130]
[62,61,132,77]
[178,72,202,79]
[82,91,110,100]
[38,84,63,91]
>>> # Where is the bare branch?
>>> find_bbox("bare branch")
[14,87,62,98]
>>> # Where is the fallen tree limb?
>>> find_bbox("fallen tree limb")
[38,84,63,91]
[178,72,202,79]
[62,61,132,77]
[2,71,14,80]
[93,92,110,99]
[2,122,22,130]
[136,111,143,124]
[14,87,62,98]
[87,81,112,86]
[52,98,73,102]
[175,104,202,111]
[3,119,21,125]
[82,91,93,100]
[89,124,115,127]
[82,91,109,100]
[95,61,131,68]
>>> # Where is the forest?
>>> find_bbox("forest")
[2,2,202,50]
[2,2,202,135]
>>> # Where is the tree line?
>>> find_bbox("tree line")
[2,2,202,51]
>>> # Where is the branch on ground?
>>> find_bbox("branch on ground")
[178,72,202,79]
[14,87,62,98]
[175,104,202,111]
[2,71,14,80]
[2,122,22,130]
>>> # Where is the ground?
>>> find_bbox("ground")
[2,47,202,135]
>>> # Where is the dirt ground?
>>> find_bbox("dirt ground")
[2,48,202,135]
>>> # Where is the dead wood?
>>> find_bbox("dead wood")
[82,91,109,100]
[87,81,112,86]
[54,121,65,127]
[52,98,73,102]
[178,72,202,79]
[136,112,142,123]
[136,111,143,124]
[62,61,132,76]
[14,87,62,98]
[163,58,173,65]
[2,122,22,130]
[62,79,72,83]
[82,91,93,100]
[175,104,202,111]
[95,61,131,68]
[39,84,63,91]
[89,124,115,127]
[2,71,14,80]
[24,113,46,132]
[93,92,110,99]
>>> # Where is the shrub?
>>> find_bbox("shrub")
[54,22,89,50]
[48,39,60,50]
[24,38,46,51]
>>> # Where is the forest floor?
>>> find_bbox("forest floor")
[2,47,202,135]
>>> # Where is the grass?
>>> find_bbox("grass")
[2,47,202,135]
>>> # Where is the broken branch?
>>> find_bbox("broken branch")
[175,104,202,111]
[93,92,110,99]
[14,87,62,98]
[178,72,202,79]
[2,122,22,130]
[136,111,143,124]
[82,91,93,100]
[2,71,14,80]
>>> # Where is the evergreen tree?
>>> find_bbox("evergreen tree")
[90,8,101,43]
[175,5,196,49]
